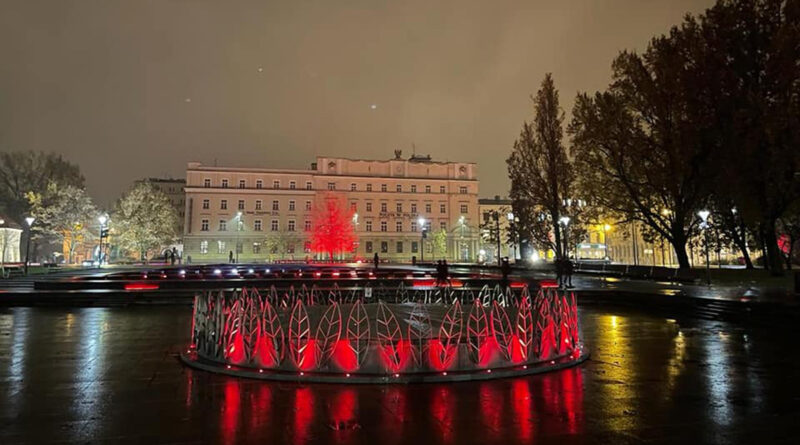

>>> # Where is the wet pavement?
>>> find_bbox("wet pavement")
[1,305,798,444]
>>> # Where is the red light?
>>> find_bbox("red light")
[332,272,340,277]
[413,279,437,288]
[124,283,159,290]
[539,279,558,288]
[448,279,463,288]
[510,281,527,288]
[314,272,322,278]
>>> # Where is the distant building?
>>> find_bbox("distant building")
[0,216,22,263]
[136,177,186,234]
[478,196,517,262]
[182,153,481,263]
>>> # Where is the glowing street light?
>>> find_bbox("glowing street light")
[24,217,35,275]
[418,217,427,262]
[98,214,109,266]
[235,212,243,263]
[697,210,711,285]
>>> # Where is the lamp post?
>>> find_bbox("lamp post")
[458,215,466,261]
[698,210,711,286]
[98,215,108,266]
[559,216,571,259]
[235,212,243,263]
[603,224,612,260]
[24,217,35,275]
[507,212,519,262]
[492,211,501,265]
[418,217,426,262]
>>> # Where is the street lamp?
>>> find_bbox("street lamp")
[235,212,243,263]
[458,215,466,261]
[559,216,571,259]
[418,217,426,262]
[697,210,711,285]
[603,224,612,260]
[24,217,35,275]
[98,215,108,266]
[506,212,518,262]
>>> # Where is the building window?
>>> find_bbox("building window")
[425,221,432,232]
[256,180,263,189]
[200,240,208,254]
[396,184,402,192]
[380,221,387,232]
[411,221,417,232]
[396,203,402,213]
[411,185,417,193]
[238,200,245,210]
[251,219,261,231]
[289,181,296,189]
[220,200,227,210]
[440,221,447,230]
[366,184,373,192]
[350,183,357,191]
[271,220,279,231]
[202,199,209,210]
[440,203,446,213]
[460,204,468,213]
[201,219,209,231]
[255,200,262,210]
[366,221,373,232]
[411,241,418,253]
[239,179,246,189]
[365,241,373,253]
[304,220,311,231]
[425,203,431,213]
[425,185,431,193]
[288,220,296,232]
[222,179,229,188]
[396,242,403,253]
[381,241,388,253]
[411,203,417,213]
[219,220,227,231]
[348,202,356,213]
[381,184,387,192]
[203,178,211,188]
[396,221,403,232]
[306,181,313,190]
[380,202,387,213]
[440,185,446,193]
[218,240,226,254]
[289,200,296,211]
[252,243,261,254]
[236,242,243,254]
[272,200,279,211]
[366,202,372,212]
[459,186,467,194]
[305,200,312,211]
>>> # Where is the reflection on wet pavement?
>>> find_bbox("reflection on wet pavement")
[0,305,797,444]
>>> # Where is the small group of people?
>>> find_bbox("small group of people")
[164,247,180,265]
[435,259,450,285]
[556,256,575,288]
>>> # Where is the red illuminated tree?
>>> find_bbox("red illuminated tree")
[309,193,356,260]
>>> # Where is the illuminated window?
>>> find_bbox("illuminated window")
[440,203,446,213]
[425,185,431,193]
[219,220,227,231]
[381,241,388,253]
[221,179,229,188]
[255,200,262,210]
[411,241,418,253]
[203,178,211,188]
[288,220,296,232]
[238,200,245,210]
[396,221,403,232]
[200,240,208,253]
[220,200,227,210]
[271,220,279,231]
[239,179,246,189]
[252,243,261,254]
[201,219,209,231]
[218,240,226,254]
[202,199,209,210]
[365,241,373,253]
[381,184,387,192]
[366,221,372,232]
[396,242,403,253]
[289,181,296,190]
[273,180,280,189]
[380,221,387,232]
[254,220,262,231]
[460,204,468,213]
[256,180,263,189]
[289,200,296,211]
[272,200,279,211]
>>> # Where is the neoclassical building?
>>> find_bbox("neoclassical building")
[182,153,481,263]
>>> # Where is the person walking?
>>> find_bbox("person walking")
[500,257,511,288]
[373,252,380,270]
[565,256,574,288]
[229,250,234,264]
[555,257,564,288]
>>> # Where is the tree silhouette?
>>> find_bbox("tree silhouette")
[309,193,356,261]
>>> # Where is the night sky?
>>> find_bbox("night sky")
[0,0,713,207]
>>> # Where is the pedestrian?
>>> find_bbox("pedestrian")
[500,257,511,288]
[565,256,574,288]
[555,257,564,288]
[229,250,234,264]
[435,260,444,285]
[373,252,379,270]
[442,259,450,284]
[171,247,178,266]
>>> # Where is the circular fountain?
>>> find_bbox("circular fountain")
[180,265,588,383]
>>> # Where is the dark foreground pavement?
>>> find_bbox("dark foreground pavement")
[1,305,797,444]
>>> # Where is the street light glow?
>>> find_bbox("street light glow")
[25,217,35,226]
[559,216,570,226]
[697,210,710,223]
[507,212,514,221]
[98,215,108,225]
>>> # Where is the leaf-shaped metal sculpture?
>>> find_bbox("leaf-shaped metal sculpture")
[491,300,513,361]
[346,300,370,368]
[437,300,462,369]
[258,297,284,366]
[314,302,342,367]
[407,302,432,366]
[242,288,261,363]
[467,298,489,364]
[515,292,534,361]
[289,299,313,369]
[376,301,404,372]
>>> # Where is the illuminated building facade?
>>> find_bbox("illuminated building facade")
[182,153,481,263]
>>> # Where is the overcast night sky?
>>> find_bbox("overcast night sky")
[1,0,714,207]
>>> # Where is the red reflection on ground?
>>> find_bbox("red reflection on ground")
[381,386,407,439]
[511,378,534,441]
[479,382,503,441]
[249,382,272,430]
[221,380,241,445]
[431,386,454,443]
[330,388,358,438]
[293,387,314,445]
